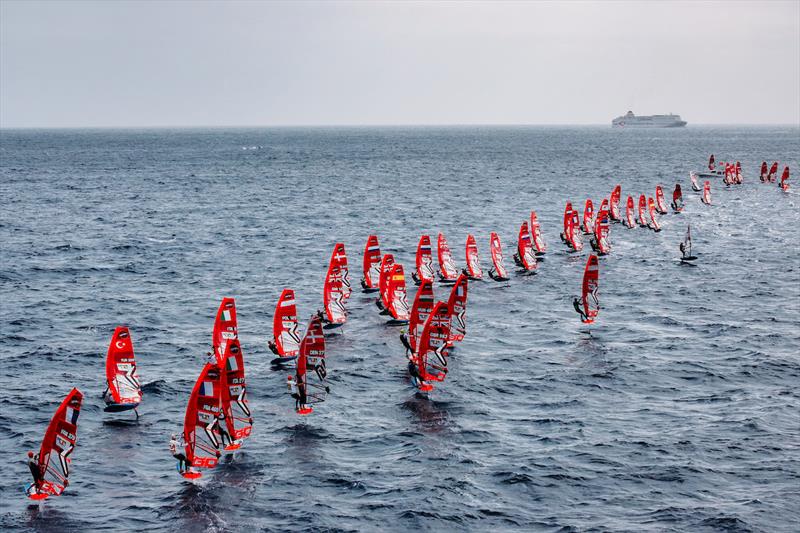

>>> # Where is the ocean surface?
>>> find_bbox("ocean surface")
[1,126,799,532]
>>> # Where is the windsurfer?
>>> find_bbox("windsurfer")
[169,434,189,473]
[407,354,424,389]
[216,411,233,448]
[400,331,413,354]
[101,386,113,405]
[268,340,279,355]
[26,451,44,493]
[287,375,302,411]
[573,297,588,321]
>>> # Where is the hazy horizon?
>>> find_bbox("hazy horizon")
[2,1,799,129]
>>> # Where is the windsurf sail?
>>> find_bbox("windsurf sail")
[378,253,396,311]
[105,326,142,409]
[723,164,733,186]
[671,184,684,212]
[464,234,483,279]
[768,162,778,182]
[566,210,583,251]
[648,197,661,232]
[624,195,635,228]
[780,166,790,191]
[212,298,238,365]
[295,315,328,414]
[702,181,712,204]
[361,235,381,291]
[582,199,595,234]
[183,364,223,473]
[31,388,83,498]
[273,289,301,357]
[681,224,696,260]
[437,233,459,282]
[690,171,701,191]
[323,253,347,327]
[593,208,611,254]
[332,243,352,300]
[517,221,538,271]
[562,201,573,241]
[735,161,742,183]
[760,161,768,182]
[416,301,451,388]
[609,185,622,221]
[219,338,252,448]
[655,185,667,213]
[577,254,600,324]
[489,232,510,281]
[637,194,648,227]
[447,274,469,342]
[407,280,434,354]
[529,211,546,254]
[414,235,435,285]
[708,154,715,171]
[386,263,411,323]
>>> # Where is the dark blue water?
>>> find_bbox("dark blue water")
[1,126,799,532]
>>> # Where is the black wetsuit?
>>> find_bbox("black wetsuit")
[408,360,422,384]
[28,455,43,487]
[268,341,279,355]
[573,298,588,321]
[400,333,413,354]
[217,413,232,446]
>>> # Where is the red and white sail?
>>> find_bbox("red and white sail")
[517,221,538,271]
[562,201,574,239]
[414,235,435,284]
[582,199,595,234]
[489,232,510,280]
[708,154,716,171]
[386,263,411,322]
[378,253,396,311]
[416,301,451,390]
[183,364,223,475]
[609,185,622,221]
[780,166,790,191]
[407,280,434,354]
[295,315,328,415]
[30,388,83,499]
[437,233,459,282]
[447,273,469,343]
[219,338,252,449]
[637,195,648,227]
[702,181,712,204]
[671,184,684,212]
[735,161,743,183]
[624,196,635,228]
[105,326,142,407]
[464,234,483,279]
[212,298,238,365]
[594,208,611,254]
[529,211,547,254]
[768,162,778,182]
[566,210,583,251]
[760,162,768,182]
[690,171,701,191]
[578,254,600,324]
[655,185,668,213]
[323,253,347,326]
[332,243,352,300]
[273,288,301,357]
[648,197,661,231]
[362,235,381,291]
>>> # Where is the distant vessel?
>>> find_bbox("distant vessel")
[612,110,687,128]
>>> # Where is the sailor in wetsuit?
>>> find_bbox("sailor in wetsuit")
[573,297,589,322]
[169,434,189,473]
[26,451,44,495]
[287,375,301,410]
[216,410,233,448]
[268,340,279,355]
[407,354,424,388]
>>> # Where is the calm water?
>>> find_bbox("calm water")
[1,126,799,532]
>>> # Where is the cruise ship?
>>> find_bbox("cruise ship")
[612,111,687,128]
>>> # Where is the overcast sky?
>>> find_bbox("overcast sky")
[1,0,798,127]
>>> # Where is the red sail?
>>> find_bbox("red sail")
[655,186,667,213]
[567,210,583,251]
[220,338,252,448]
[594,208,611,254]
[672,184,684,212]
[416,301,451,388]
[362,235,381,290]
[489,232,510,280]
[212,298,238,365]
[464,234,483,279]
[105,326,142,406]
[760,161,768,181]
[780,166,790,191]
[387,263,411,321]
[768,162,778,182]
[625,195,635,228]
[702,181,712,204]
[708,154,715,171]
[332,243,352,300]
[648,197,661,231]
[582,199,594,234]
[637,194,648,226]
[415,235,435,284]
[33,388,83,498]
[323,254,347,325]
[562,201,573,237]
[183,364,222,473]
[529,211,547,253]
[609,185,622,221]
[437,232,459,281]
[295,315,327,415]
[378,253,396,310]
[517,221,537,271]
[447,273,469,343]
[408,280,435,353]
[273,288,300,357]
[579,255,600,324]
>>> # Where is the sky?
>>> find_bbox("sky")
[1,0,799,128]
